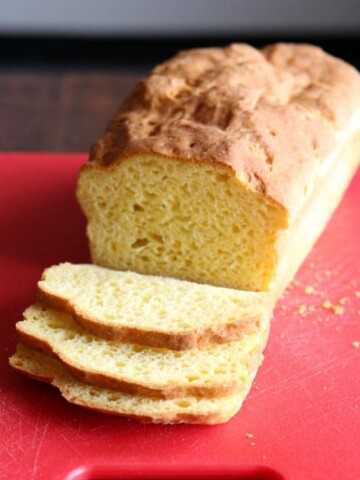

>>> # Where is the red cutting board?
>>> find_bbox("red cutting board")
[0,153,359,480]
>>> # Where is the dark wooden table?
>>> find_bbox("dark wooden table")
[0,70,143,152]
[1,36,359,153]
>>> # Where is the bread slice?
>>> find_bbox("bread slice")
[38,263,271,349]
[16,304,268,399]
[10,344,250,424]
[77,43,360,293]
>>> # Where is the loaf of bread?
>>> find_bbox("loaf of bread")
[38,263,270,349]
[10,344,250,424]
[77,43,360,293]
[16,303,268,399]
[11,43,360,425]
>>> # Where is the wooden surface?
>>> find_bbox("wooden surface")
[0,37,358,152]
[0,71,142,152]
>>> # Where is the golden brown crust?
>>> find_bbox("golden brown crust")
[17,328,263,400]
[38,285,264,350]
[85,43,360,216]
[62,402,234,425]
[9,348,236,424]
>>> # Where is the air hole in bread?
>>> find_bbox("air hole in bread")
[133,204,144,212]
[131,238,149,249]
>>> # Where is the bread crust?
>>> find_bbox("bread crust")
[38,285,266,350]
[83,43,360,217]
[17,327,266,400]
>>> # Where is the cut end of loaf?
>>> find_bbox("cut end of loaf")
[77,155,287,291]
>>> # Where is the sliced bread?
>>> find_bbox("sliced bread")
[38,263,271,349]
[16,303,268,399]
[10,344,250,424]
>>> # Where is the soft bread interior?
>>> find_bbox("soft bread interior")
[78,125,360,295]
[9,344,248,424]
[78,156,287,291]
[38,263,270,341]
[17,304,268,398]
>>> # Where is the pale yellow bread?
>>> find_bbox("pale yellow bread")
[272,129,360,297]
[16,304,268,399]
[10,344,250,424]
[77,43,360,293]
[38,263,271,349]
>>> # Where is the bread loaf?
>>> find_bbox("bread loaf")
[77,43,360,293]
[38,263,271,349]
[11,43,360,425]
[10,344,250,424]
[16,304,268,399]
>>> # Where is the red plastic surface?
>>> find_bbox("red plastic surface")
[0,153,359,480]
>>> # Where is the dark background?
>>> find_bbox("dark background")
[1,0,359,152]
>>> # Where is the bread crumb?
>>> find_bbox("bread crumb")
[332,305,344,315]
[356,291,360,298]
[298,305,307,314]
[339,297,349,305]
[322,300,345,315]
[245,433,254,438]
[304,286,314,295]
[308,305,316,312]
[293,280,300,287]
[352,341,359,348]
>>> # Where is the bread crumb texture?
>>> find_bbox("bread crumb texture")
[16,304,268,398]
[78,154,285,291]
[9,344,245,424]
[39,263,270,344]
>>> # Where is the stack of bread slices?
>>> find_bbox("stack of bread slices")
[10,263,271,424]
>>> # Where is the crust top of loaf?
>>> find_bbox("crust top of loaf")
[89,43,360,213]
